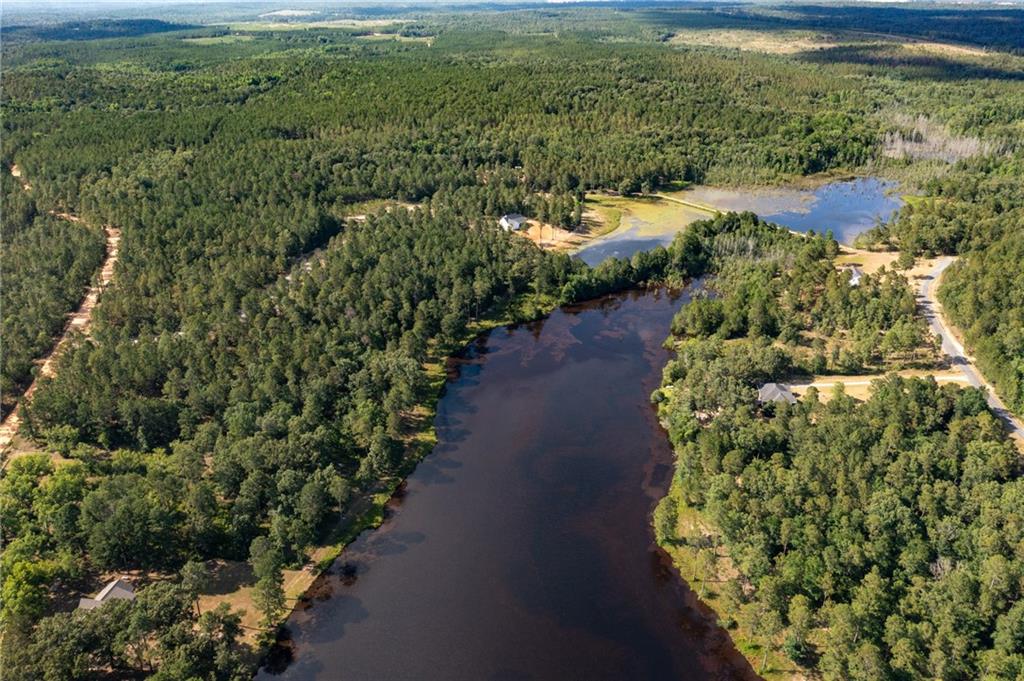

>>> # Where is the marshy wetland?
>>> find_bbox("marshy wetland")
[576,177,902,265]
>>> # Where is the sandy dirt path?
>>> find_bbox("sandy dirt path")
[0,168,121,456]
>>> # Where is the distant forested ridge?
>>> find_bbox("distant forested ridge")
[3,19,196,43]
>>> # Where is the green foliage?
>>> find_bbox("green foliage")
[940,236,1024,415]
[1,581,247,681]
[3,6,1024,678]
[862,156,1024,418]
[661,335,1022,678]
[0,175,105,412]
[249,536,285,630]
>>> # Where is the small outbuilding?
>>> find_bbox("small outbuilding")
[78,577,135,610]
[499,213,528,231]
[757,382,797,405]
[844,265,864,287]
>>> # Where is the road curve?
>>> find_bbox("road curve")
[918,257,1024,441]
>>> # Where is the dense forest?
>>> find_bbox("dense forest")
[0,173,105,416]
[2,3,1024,679]
[655,215,1024,679]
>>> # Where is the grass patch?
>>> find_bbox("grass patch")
[584,193,711,239]
[227,19,408,33]
[582,194,623,236]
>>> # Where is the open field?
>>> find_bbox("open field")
[670,29,839,55]
[182,34,254,45]
[227,19,409,32]
[354,33,433,44]
[669,28,991,59]
[789,370,969,402]
[581,193,711,239]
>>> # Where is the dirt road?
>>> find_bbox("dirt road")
[0,168,121,455]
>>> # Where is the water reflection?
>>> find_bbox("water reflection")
[576,177,902,266]
[259,288,757,681]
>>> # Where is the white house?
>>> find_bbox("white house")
[499,213,528,231]
[78,577,135,610]
[845,265,864,287]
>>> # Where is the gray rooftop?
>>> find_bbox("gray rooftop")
[78,577,135,610]
[757,382,797,404]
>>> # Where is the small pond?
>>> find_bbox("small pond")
[576,177,902,266]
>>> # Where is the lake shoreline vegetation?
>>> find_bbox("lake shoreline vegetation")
[652,216,1024,679]
[2,4,1024,679]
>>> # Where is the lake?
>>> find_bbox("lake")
[576,177,902,266]
[260,288,758,681]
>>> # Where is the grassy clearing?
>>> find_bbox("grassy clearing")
[582,194,623,235]
[354,33,433,44]
[584,193,711,239]
[518,193,710,255]
[669,28,838,55]
[227,19,408,32]
[668,27,991,61]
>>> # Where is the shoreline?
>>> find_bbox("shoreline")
[260,284,762,680]
[251,174,904,670]
[249,289,566,666]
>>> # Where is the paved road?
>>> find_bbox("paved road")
[919,257,1024,441]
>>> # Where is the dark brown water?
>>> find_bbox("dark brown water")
[259,288,758,681]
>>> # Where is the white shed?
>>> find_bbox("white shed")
[499,213,528,231]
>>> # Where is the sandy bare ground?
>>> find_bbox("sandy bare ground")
[834,246,899,274]
[790,370,969,401]
[10,164,32,191]
[0,168,121,457]
[513,219,589,251]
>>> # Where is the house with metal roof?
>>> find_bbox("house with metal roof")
[78,577,135,610]
[499,213,528,231]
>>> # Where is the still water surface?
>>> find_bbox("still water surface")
[261,288,758,681]
[687,177,902,246]
[576,177,901,266]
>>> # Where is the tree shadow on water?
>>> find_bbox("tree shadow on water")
[415,454,464,485]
